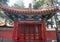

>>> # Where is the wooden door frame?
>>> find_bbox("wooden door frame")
[12,20,47,42]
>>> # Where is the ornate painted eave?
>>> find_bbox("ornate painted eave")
[0,5,59,14]
[0,5,60,21]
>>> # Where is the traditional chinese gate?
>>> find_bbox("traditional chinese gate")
[19,24,41,42]
[13,20,46,42]
[0,4,59,42]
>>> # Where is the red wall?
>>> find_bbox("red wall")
[0,30,13,39]
[0,28,57,40]
[46,31,56,40]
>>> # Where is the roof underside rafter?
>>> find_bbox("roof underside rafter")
[0,5,60,21]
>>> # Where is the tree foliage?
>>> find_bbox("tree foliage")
[33,0,45,9]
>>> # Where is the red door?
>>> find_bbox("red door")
[18,24,42,42]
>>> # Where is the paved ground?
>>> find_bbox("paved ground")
[0,38,12,42]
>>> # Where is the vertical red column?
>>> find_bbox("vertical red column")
[34,24,36,42]
[12,20,18,42]
[42,20,47,42]
[38,24,42,42]
[38,20,47,42]
[17,21,20,42]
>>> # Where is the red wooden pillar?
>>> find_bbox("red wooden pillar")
[12,20,18,42]
[17,21,20,42]
[42,20,47,42]
[38,24,43,42]
[38,20,47,42]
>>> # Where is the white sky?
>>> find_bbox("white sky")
[7,0,17,7]
[58,0,60,2]
[24,0,32,8]
[7,0,32,8]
